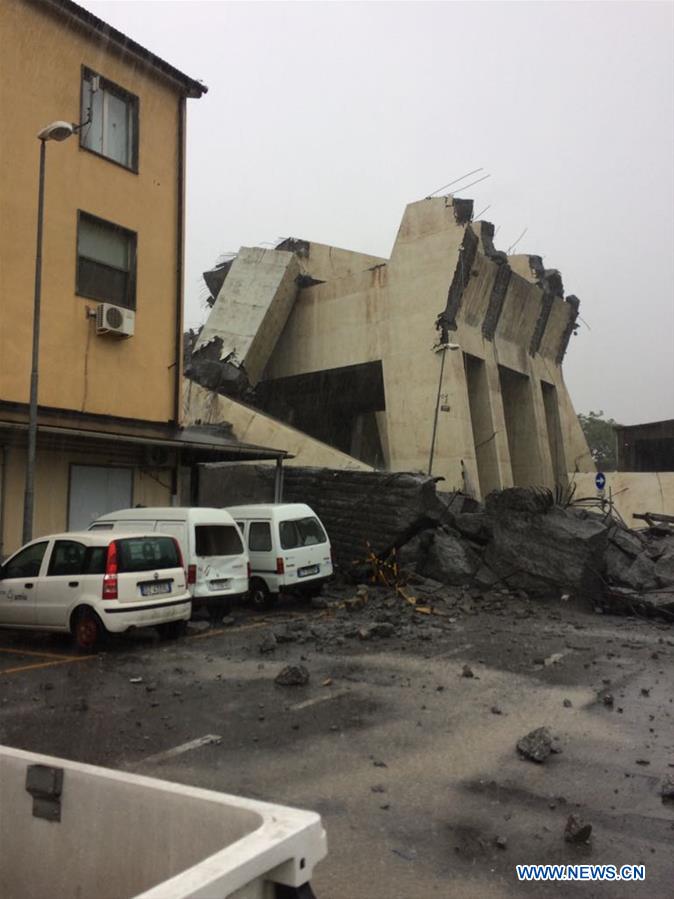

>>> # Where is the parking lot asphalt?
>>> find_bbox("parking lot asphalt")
[1,595,673,899]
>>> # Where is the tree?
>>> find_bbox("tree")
[577,410,620,471]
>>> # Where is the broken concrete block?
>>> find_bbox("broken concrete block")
[620,552,659,591]
[397,529,436,569]
[654,543,674,587]
[484,496,608,597]
[192,247,301,391]
[608,526,644,558]
[419,528,480,586]
[564,814,592,843]
[275,665,310,686]
[369,622,396,638]
[632,591,674,617]
[259,634,277,654]
[605,543,636,585]
[660,774,674,802]
[451,512,493,545]
[517,726,553,763]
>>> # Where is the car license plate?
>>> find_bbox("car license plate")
[209,579,230,591]
[298,565,319,578]
[141,581,171,597]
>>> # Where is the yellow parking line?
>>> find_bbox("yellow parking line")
[0,656,95,676]
[0,647,77,660]
[188,628,226,640]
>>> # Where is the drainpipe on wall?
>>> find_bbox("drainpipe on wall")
[173,95,186,428]
[173,97,186,503]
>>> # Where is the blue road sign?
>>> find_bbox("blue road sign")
[595,472,606,491]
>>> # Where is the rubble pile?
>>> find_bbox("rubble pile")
[396,487,674,618]
[201,464,674,620]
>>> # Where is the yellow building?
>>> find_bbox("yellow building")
[0,0,284,557]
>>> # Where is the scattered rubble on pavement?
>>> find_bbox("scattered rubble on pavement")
[275,665,310,686]
[516,727,555,763]
[564,814,593,844]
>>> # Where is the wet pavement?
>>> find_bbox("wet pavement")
[0,591,672,898]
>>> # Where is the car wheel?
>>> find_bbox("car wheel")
[249,579,278,610]
[72,609,105,652]
[158,619,187,640]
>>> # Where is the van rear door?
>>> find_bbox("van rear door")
[278,516,331,583]
[192,523,247,597]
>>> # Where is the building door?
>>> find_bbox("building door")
[68,465,133,531]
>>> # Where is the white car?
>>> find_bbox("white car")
[0,532,191,651]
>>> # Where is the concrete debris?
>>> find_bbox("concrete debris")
[564,814,592,844]
[369,622,396,638]
[484,497,608,598]
[259,633,277,654]
[419,528,481,586]
[654,546,674,586]
[517,726,554,763]
[274,665,310,687]
[660,775,674,802]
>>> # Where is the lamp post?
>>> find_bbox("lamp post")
[427,341,461,477]
[22,121,75,544]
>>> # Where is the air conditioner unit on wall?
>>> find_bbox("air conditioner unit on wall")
[96,303,135,337]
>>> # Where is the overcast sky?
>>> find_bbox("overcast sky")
[83,0,674,425]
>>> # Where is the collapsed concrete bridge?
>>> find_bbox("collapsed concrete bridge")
[185,196,594,498]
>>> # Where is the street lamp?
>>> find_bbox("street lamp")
[427,341,461,477]
[22,121,75,544]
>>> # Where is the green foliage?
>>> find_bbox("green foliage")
[578,409,619,471]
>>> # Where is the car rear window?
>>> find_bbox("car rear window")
[116,537,180,572]
[195,525,243,556]
[83,546,108,575]
[279,517,327,549]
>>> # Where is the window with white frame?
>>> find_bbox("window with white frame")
[80,68,138,170]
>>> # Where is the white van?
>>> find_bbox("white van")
[225,503,333,608]
[90,507,248,617]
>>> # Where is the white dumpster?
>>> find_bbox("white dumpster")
[0,745,326,899]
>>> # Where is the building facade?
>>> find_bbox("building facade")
[615,419,674,472]
[0,0,209,555]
